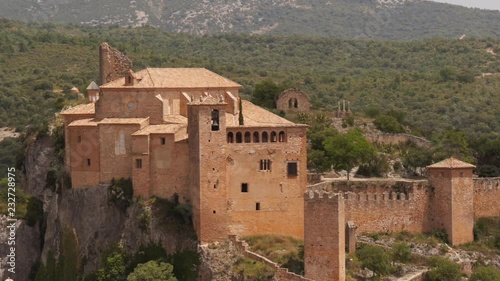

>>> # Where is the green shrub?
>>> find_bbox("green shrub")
[426,256,461,281]
[356,245,392,276]
[392,242,412,263]
[108,178,133,212]
[127,261,177,281]
[137,211,151,232]
[470,266,500,281]
[431,229,449,244]
[374,115,404,133]
[233,257,274,281]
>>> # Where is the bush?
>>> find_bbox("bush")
[233,257,274,281]
[356,245,392,276]
[392,242,412,263]
[431,229,449,244]
[374,115,404,133]
[108,178,134,211]
[470,266,500,281]
[127,261,177,281]
[426,256,461,281]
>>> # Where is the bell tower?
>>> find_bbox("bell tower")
[187,95,229,243]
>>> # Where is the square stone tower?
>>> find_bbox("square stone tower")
[428,158,475,246]
[188,95,229,243]
[304,190,345,281]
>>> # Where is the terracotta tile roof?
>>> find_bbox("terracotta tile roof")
[227,100,305,127]
[427,157,476,169]
[132,124,185,136]
[100,68,242,89]
[163,115,188,124]
[68,118,98,127]
[60,103,95,115]
[99,118,149,124]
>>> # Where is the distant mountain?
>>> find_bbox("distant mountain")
[0,0,499,40]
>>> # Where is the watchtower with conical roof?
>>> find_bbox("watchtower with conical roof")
[428,157,475,245]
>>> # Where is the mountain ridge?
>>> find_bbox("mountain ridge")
[1,0,499,40]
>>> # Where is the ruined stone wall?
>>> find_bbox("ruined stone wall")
[226,127,307,239]
[99,43,132,85]
[229,236,313,281]
[473,178,500,218]
[304,191,345,281]
[364,133,431,148]
[276,89,310,112]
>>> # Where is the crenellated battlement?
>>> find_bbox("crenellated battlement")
[305,190,343,201]
[473,177,500,191]
[343,191,413,202]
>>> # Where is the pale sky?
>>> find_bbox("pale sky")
[430,0,500,10]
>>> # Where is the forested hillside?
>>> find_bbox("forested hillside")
[0,19,499,173]
[0,0,499,40]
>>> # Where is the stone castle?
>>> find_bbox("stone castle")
[60,44,500,280]
[61,44,307,243]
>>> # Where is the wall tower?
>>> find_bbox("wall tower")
[428,157,475,246]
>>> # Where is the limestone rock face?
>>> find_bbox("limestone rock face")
[23,135,55,197]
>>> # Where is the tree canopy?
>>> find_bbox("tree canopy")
[127,261,177,281]
[323,129,376,180]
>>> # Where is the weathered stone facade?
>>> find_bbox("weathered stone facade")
[277,88,311,112]
[61,52,308,243]
[99,42,133,85]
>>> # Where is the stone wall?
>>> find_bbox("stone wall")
[473,178,500,218]
[364,133,431,148]
[229,236,313,281]
[99,42,132,85]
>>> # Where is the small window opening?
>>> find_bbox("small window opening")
[211,109,220,131]
[260,160,271,171]
[87,158,91,166]
[161,137,166,145]
[278,131,285,142]
[287,162,298,176]
[288,98,293,108]
[78,136,82,143]
[236,132,242,143]
[213,210,216,214]
[227,132,234,143]
[241,183,248,193]
[256,202,260,211]
[294,98,298,108]
[136,159,142,169]
[262,132,268,143]
[244,132,251,143]
[253,132,260,143]
[270,131,277,142]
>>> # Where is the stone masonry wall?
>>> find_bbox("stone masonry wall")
[473,178,500,218]
[276,89,310,112]
[99,42,132,85]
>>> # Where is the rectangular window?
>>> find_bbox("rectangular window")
[136,159,142,169]
[241,183,248,193]
[259,159,271,171]
[256,202,260,211]
[87,158,91,166]
[161,137,166,145]
[78,136,82,143]
[287,162,298,177]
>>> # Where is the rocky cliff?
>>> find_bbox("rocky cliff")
[0,135,197,281]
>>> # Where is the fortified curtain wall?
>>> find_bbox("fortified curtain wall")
[473,178,500,218]
[307,178,500,235]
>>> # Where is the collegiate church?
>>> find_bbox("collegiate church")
[61,43,308,243]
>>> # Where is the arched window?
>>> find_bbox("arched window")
[294,98,298,108]
[244,132,251,143]
[253,132,260,143]
[236,132,242,143]
[262,132,268,143]
[270,131,277,142]
[211,109,220,131]
[278,131,285,142]
[227,132,234,143]
[288,98,293,108]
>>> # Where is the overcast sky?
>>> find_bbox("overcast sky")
[429,0,500,10]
